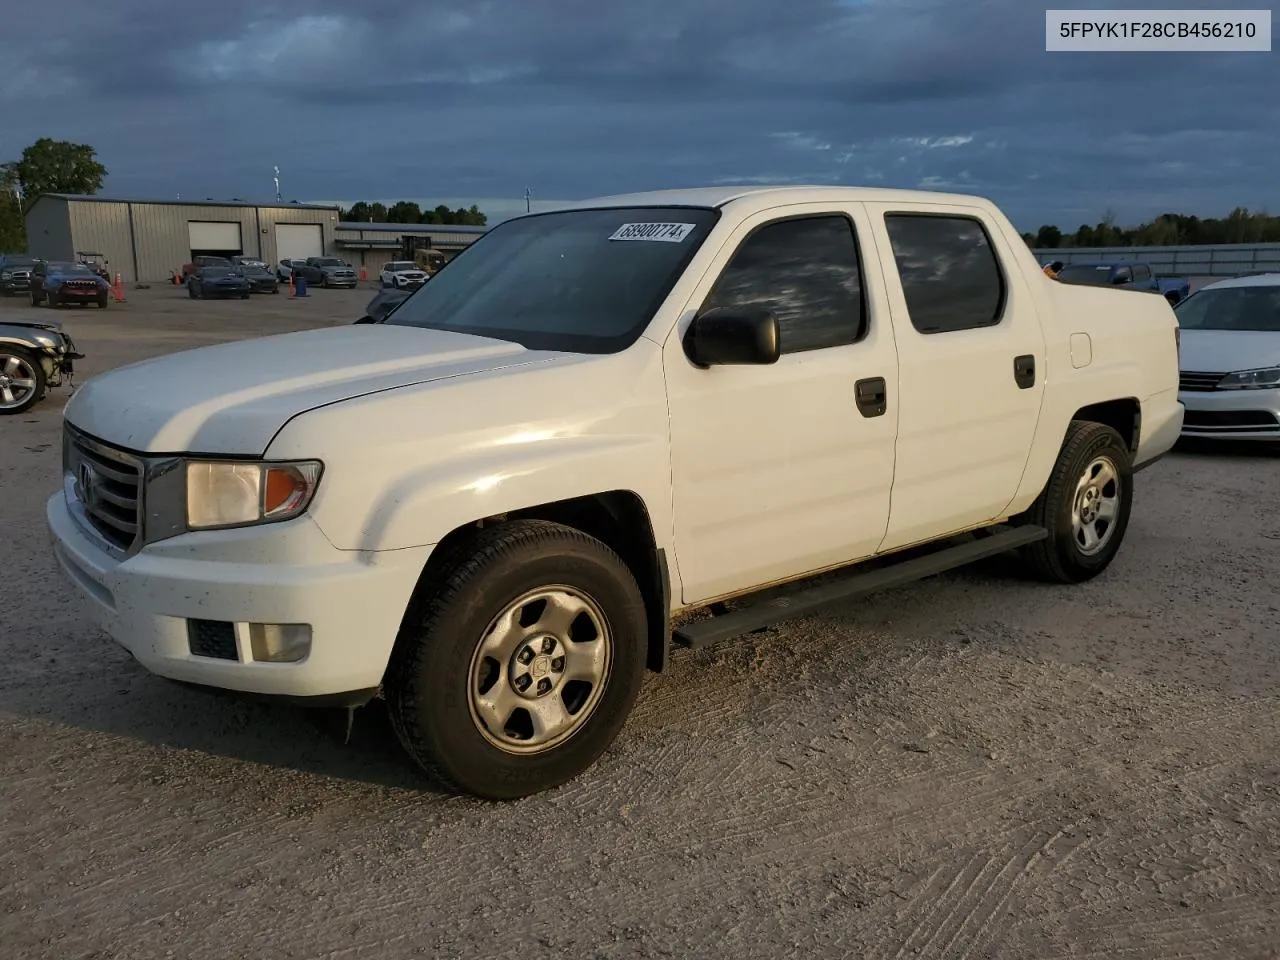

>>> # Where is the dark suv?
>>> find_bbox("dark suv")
[0,254,37,295]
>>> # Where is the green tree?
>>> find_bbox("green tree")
[387,200,423,223]
[0,163,25,251]
[1033,224,1062,248]
[13,138,107,202]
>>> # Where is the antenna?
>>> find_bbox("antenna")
[273,165,281,203]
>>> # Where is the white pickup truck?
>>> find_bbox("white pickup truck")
[47,186,1183,800]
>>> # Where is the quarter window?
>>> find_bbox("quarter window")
[701,215,866,354]
[884,214,1005,334]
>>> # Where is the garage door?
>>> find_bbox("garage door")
[188,221,243,255]
[275,223,324,263]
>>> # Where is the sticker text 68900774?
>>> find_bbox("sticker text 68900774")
[608,222,697,242]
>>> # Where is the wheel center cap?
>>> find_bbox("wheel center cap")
[0,375,10,388]
[530,655,551,679]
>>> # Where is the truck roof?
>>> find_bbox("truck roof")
[568,184,997,210]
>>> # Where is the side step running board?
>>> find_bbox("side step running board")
[672,525,1048,650]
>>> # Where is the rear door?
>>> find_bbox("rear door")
[862,203,1047,552]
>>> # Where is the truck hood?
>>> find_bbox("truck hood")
[1178,329,1280,373]
[65,325,557,455]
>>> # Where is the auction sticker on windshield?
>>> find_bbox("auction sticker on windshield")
[609,222,697,242]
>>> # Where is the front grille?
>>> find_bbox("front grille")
[65,426,143,552]
[1179,371,1225,392]
[1183,409,1280,430]
[188,620,239,660]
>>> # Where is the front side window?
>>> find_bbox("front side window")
[884,214,1005,334]
[385,206,719,353]
[700,214,866,354]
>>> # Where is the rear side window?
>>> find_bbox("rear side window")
[884,214,1005,334]
[701,214,866,354]
[1133,264,1151,282]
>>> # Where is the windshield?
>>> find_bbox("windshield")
[243,265,269,275]
[204,267,240,278]
[384,206,720,353]
[3,257,36,268]
[316,258,344,266]
[52,262,94,275]
[387,262,416,271]
[1056,264,1115,286]
[1174,286,1280,332]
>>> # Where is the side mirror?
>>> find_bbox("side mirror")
[1112,273,1131,285]
[682,307,781,367]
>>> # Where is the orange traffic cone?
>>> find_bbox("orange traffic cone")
[113,273,126,302]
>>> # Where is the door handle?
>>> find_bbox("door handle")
[1014,355,1036,389]
[855,377,887,418]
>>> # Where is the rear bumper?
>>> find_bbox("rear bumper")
[1178,387,1280,441]
[1135,390,1184,467]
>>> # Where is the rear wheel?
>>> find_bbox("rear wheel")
[0,348,47,415]
[1016,420,1133,583]
[386,519,648,800]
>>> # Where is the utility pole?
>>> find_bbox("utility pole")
[525,186,531,213]
[274,166,282,204]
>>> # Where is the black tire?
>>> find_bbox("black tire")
[1016,420,1133,583]
[97,295,109,308]
[386,519,648,800]
[0,347,48,415]
[46,291,58,308]
[30,292,40,306]
[241,292,251,299]
[188,284,197,299]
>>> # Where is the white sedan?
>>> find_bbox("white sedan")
[379,261,428,290]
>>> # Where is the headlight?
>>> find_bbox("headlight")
[0,271,11,280]
[1217,366,1280,390]
[186,460,323,530]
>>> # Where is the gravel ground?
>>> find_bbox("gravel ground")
[2,288,1278,960]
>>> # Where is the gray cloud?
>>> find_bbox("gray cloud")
[0,0,1275,230]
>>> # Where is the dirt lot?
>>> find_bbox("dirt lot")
[2,287,1278,959]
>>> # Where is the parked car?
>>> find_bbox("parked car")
[276,259,305,282]
[0,318,83,414]
[292,256,358,288]
[379,261,428,290]
[240,263,280,294]
[1055,260,1190,304]
[29,261,111,308]
[0,254,37,295]
[45,186,1182,800]
[187,265,252,299]
[182,255,233,279]
[1174,273,1280,442]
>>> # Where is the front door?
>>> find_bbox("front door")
[862,203,1047,552]
[663,203,900,605]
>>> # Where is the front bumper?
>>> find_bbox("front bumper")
[1178,387,1280,441]
[47,491,432,699]
[324,276,358,287]
[56,286,106,301]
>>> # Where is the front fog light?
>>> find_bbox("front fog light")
[249,623,311,663]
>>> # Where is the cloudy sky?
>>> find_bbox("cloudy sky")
[2,0,1275,230]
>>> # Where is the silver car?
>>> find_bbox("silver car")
[1175,274,1280,441]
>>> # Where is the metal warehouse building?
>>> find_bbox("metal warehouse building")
[334,222,489,271]
[24,195,346,283]
[23,194,490,283]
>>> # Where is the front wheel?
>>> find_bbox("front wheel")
[386,519,648,800]
[1016,420,1133,583]
[0,348,47,415]
[97,295,109,308]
